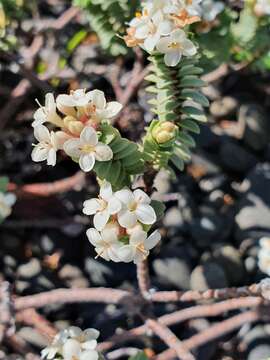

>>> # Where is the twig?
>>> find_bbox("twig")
[151,282,267,302]
[154,311,260,360]
[136,260,151,299]
[16,309,57,339]
[106,347,140,359]
[14,288,131,310]
[98,296,263,352]
[8,171,86,197]
[147,318,195,360]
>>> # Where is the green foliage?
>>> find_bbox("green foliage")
[73,0,139,56]
[143,53,208,172]
[94,123,144,190]
[0,176,8,192]
[128,352,149,360]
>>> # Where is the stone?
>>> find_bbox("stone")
[163,207,183,227]
[153,257,191,290]
[17,258,41,278]
[247,345,270,360]
[212,246,245,285]
[210,96,238,118]
[235,163,270,240]
[190,262,228,291]
[219,140,257,174]
[18,327,48,348]
[239,104,270,151]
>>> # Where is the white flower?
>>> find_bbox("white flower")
[56,89,122,122]
[156,29,197,67]
[182,0,202,16]
[118,228,161,264]
[41,326,100,360]
[57,89,93,108]
[86,224,122,262]
[200,0,224,22]
[33,93,62,128]
[63,126,113,172]
[31,125,67,166]
[85,90,123,122]
[130,9,172,52]
[115,188,156,228]
[0,192,16,220]
[255,0,270,16]
[83,181,122,230]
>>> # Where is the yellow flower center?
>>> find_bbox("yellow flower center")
[128,201,138,212]
[169,42,180,49]
[80,144,95,154]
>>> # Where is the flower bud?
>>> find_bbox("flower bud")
[152,121,178,144]
[64,116,84,136]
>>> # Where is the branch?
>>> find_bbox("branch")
[16,309,57,338]
[8,171,85,197]
[151,281,269,302]
[136,260,151,299]
[146,318,195,360]
[98,296,263,353]
[154,310,261,360]
[14,288,131,310]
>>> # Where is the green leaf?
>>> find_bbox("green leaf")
[180,76,205,88]
[171,154,185,171]
[179,119,200,133]
[128,352,149,360]
[0,176,8,193]
[181,89,209,107]
[67,29,87,53]
[182,107,207,122]
[151,200,166,221]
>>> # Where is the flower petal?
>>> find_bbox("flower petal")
[104,101,123,117]
[34,125,51,143]
[136,204,156,225]
[118,209,137,228]
[156,37,171,53]
[115,189,134,205]
[100,181,113,201]
[117,245,135,263]
[182,39,197,57]
[83,198,102,215]
[107,196,122,215]
[145,230,161,250]
[63,139,81,158]
[164,51,181,67]
[86,228,102,246]
[134,189,151,204]
[80,350,99,360]
[129,230,147,246]
[93,209,110,231]
[62,339,81,359]
[83,328,100,341]
[80,126,98,146]
[89,89,106,109]
[47,148,57,166]
[81,339,97,350]
[95,143,113,162]
[31,146,48,163]
[79,153,95,172]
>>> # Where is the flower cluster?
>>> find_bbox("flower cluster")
[41,326,102,360]
[258,237,270,276]
[254,0,270,16]
[124,0,200,66]
[83,181,161,264]
[31,89,122,172]
[0,191,16,221]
